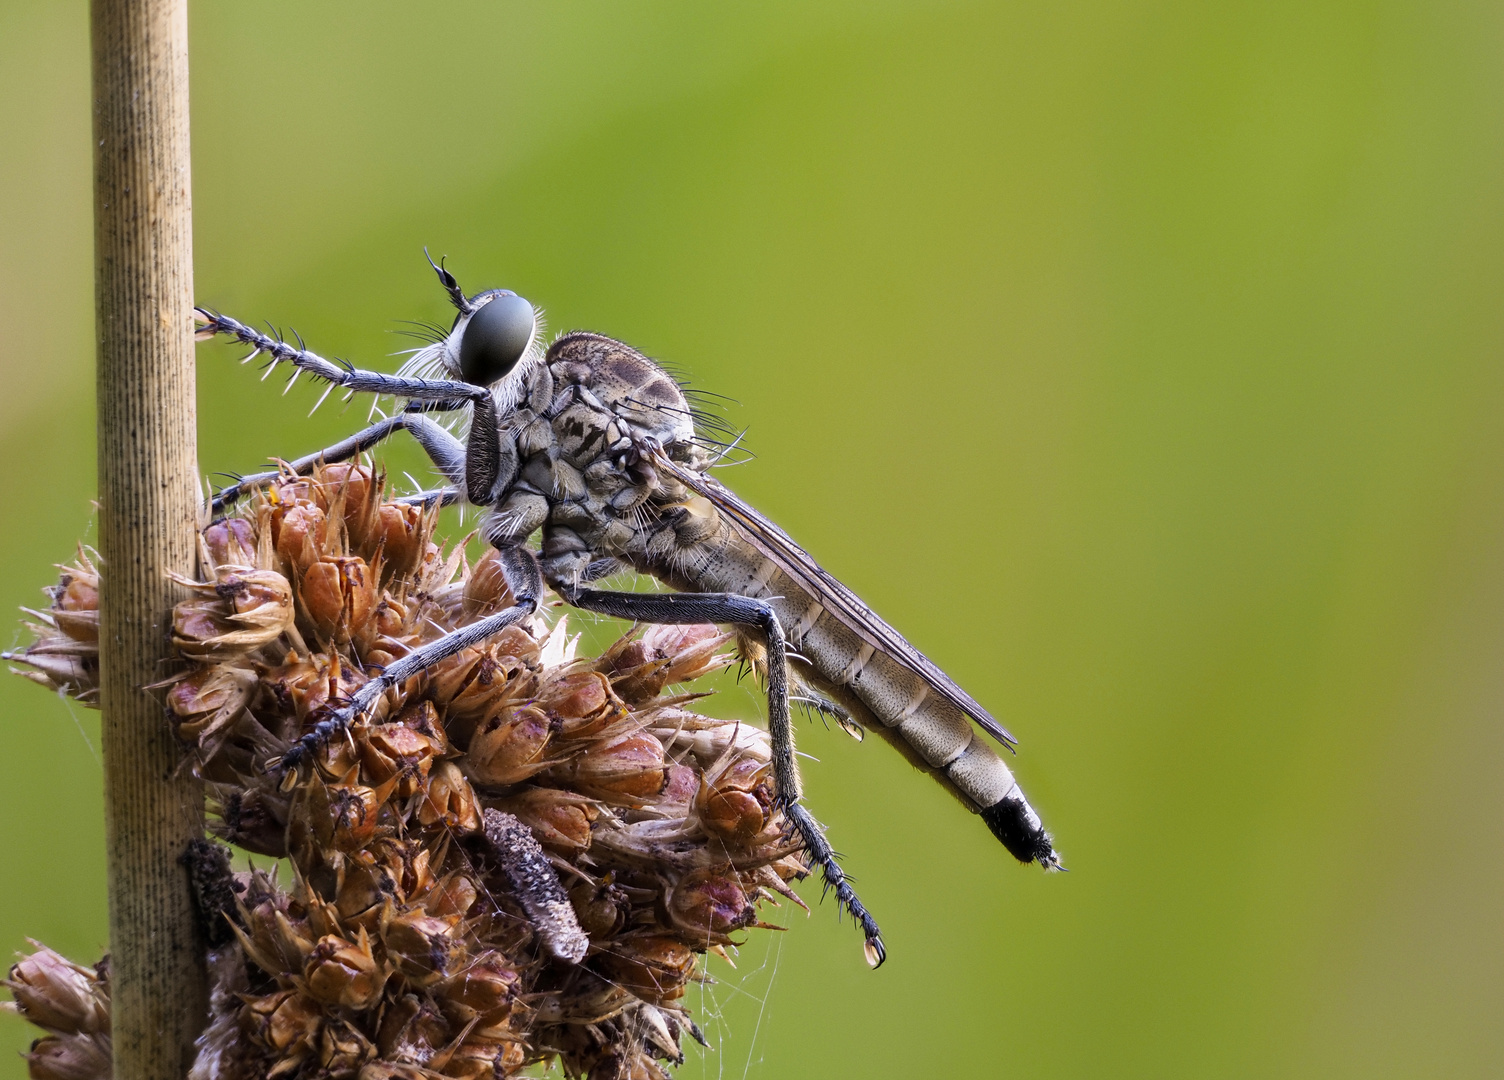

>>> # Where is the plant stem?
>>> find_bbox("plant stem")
[91,0,206,1075]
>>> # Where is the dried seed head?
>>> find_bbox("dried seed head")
[171,568,295,659]
[204,517,257,569]
[50,574,100,645]
[213,788,289,858]
[303,931,385,1009]
[568,877,630,939]
[440,954,520,1026]
[415,761,482,834]
[443,1034,525,1080]
[423,873,478,919]
[241,988,323,1056]
[359,722,438,798]
[555,732,668,804]
[270,501,328,574]
[373,993,448,1065]
[596,937,695,1005]
[541,670,632,743]
[167,665,258,742]
[666,867,757,942]
[381,909,461,985]
[492,786,597,854]
[318,1018,375,1076]
[14,467,804,1079]
[695,754,775,844]
[312,464,378,547]
[298,556,378,648]
[462,547,514,619]
[301,775,390,852]
[465,705,553,786]
[599,623,733,704]
[4,946,109,1036]
[22,1034,112,1080]
[371,502,427,582]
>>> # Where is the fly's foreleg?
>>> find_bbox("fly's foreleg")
[210,411,468,513]
[196,310,490,406]
[553,584,887,968]
[279,544,543,771]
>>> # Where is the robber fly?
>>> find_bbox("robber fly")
[195,259,1061,967]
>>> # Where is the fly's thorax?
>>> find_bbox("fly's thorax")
[545,332,696,448]
[503,331,717,585]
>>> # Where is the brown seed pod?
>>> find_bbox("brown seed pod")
[552,732,669,805]
[373,993,448,1064]
[695,754,775,845]
[22,1033,113,1080]
[598,623,734,705]
[596,937,695,1005]
[439,953,520,1027]
[461,547,514,620]
[415,761,482,834]
[490,786,598,855]
[318,1018,376,1076]
[240,988,323,1057]
[381,908,461,986]
[166,665,259,743]
[311,463,378,549]
[170,567,296,659]
[465,706,554,786]
[302,930,386,1010]
[568,877,630,940]
[48,571,100,645]
[298,555,378,649]
[359,722,439,798]
[204,516,258,569]
[270,500,328,575]
[371,502,428,583]
[665,867,758,944]
[539,670,627,742]
[3,946,110,1036]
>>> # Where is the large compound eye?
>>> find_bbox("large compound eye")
[459,293,535,385]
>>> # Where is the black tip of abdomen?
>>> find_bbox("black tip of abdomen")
[980,796,1059,868]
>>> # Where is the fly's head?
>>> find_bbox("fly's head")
[401,255,546,416]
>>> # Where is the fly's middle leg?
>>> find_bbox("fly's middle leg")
[210,410,467,514]
[554,584,888,968]
[278,544,543,770]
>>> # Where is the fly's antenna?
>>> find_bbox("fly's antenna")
[425,247,473,314]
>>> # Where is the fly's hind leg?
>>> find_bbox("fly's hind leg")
[210,409,468,514]
[790,689,866,742]
[553,584,887,968]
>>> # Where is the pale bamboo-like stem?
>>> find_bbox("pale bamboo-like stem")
[91,0,207,1076]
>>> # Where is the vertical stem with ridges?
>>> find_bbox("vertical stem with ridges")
[91,0,206,1076]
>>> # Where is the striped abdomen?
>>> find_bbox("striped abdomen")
[673,530,1059,868]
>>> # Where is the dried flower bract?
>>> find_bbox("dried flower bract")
[7,464,804,1080]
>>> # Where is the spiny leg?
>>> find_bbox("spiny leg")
[791,691,865,742]
[553,584,886,967]
[210,411,467,514]
[197,312,513,506]
[280,544,543,770]
[196,310,487,405]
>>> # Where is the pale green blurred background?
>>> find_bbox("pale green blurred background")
[4,2,1504,1076]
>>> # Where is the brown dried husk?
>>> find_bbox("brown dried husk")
[6,464,806,1080]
